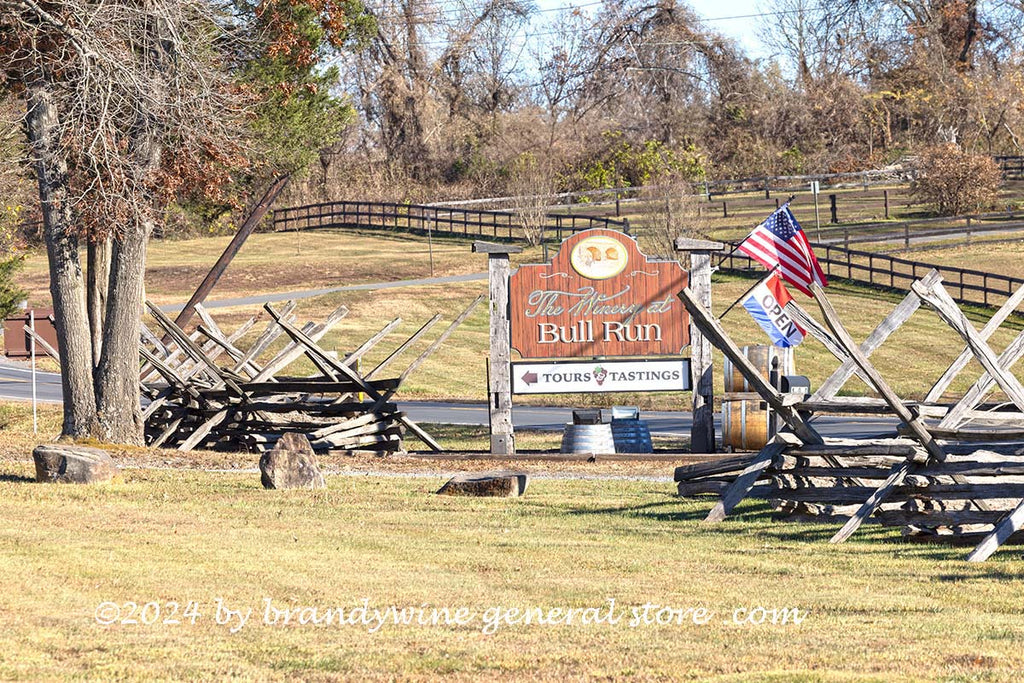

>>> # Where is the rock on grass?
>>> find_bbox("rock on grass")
[33,444,118,484]
[437,471,529,497]
[259,433,326,490]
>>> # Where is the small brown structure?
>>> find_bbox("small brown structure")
[3,309,59,359]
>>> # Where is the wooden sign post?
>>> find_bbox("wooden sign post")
[473,241,522,455]
[675,238,724,454]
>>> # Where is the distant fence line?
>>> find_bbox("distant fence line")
[811,210,1024,248]
[719,241,1024,311]
[271,199,629,243]
[996,155,1024,179]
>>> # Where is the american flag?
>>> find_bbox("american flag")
[737,206,827,297]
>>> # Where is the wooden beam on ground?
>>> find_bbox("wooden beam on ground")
[966,498,1024,562]
[704,441,787,523]
[679,287,824,445]
[830,460,913,543]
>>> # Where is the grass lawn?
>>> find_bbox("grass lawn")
[2,450,1024,681]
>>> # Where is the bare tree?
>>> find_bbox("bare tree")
[506,152,555,246]
[2,0,243,442]
[638,176,707,258]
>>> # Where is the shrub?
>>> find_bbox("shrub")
[912,144,1001,216]
[0,255,26,320]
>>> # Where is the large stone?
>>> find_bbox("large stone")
[33,444,118,484]
[259,433,326,490]
[437,471,529,497]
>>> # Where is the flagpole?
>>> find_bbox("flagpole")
[719,265,780,320]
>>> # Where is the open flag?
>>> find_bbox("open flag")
[737,205,827,297]
[742,273,806,348]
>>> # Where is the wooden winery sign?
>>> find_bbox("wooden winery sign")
[510,229,689,358]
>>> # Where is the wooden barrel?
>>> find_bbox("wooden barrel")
[721,398,770,451]
[723,345,775,393]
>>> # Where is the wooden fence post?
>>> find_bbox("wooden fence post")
[473,241,523,455]
[676,238,725,454]
[830,194,838,224]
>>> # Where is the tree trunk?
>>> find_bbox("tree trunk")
[95,221,150,444]
[25,79,99,438]
[87,237,111,367]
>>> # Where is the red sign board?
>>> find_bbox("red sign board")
[510,229,689,359]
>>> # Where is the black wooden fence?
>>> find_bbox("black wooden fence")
[719,241,1024,310]
[271,200,629,243]
[996,156,1024,179]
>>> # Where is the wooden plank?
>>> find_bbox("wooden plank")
[688,250,715,453]
[309,411,387,439]
[230,301,296,376]
[704,441,786,523]
[146,301,248,397]
[674,454,756,481]
[937,329,1024,429]
[250,305,348,382]
[263,304,444,452]
[810,282,944,462]
[925,280,1024,403]
[172,172,291,331]
[178,408,230,452]
[150,416,184,448]
[679,287,824,445]
[912,279,1024,414]
[472,241,523,254]
[829,460,912,543]
[365,315,441,380]
[486,250,516,456]
[783,301,866,379]
[344,317,402,367]
[22,324,60,362]
[966,499,1024,562]
[388,297,483,395]
[811,279,932,401]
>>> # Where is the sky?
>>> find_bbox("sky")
[533,0,771,59]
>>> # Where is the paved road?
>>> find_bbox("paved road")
[0,363,898,438]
